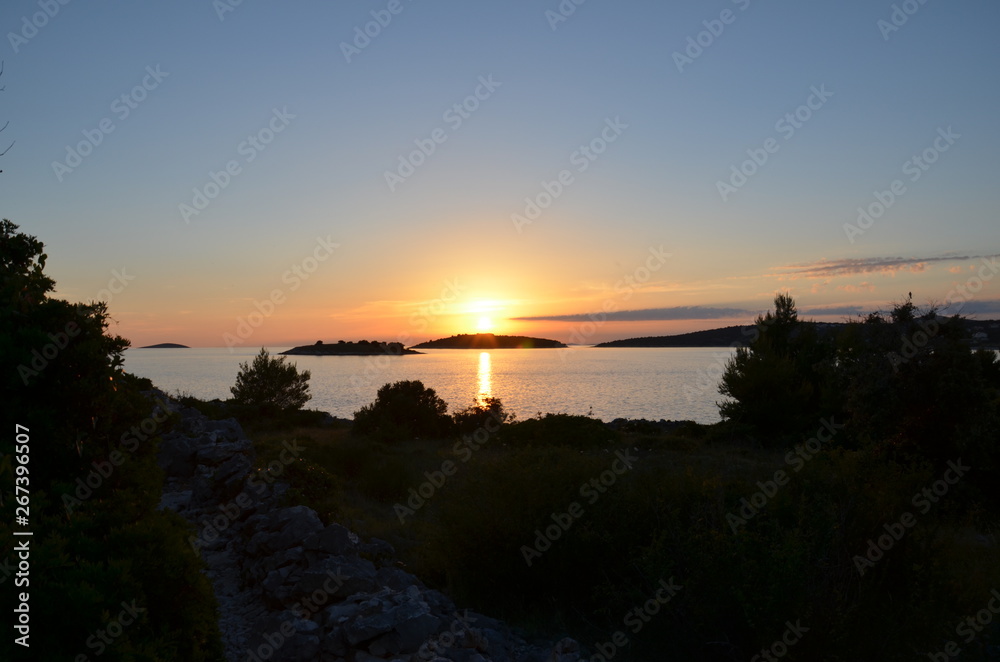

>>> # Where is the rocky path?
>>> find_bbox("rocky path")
[152,397,582,662]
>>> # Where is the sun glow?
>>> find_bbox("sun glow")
[466,299,506,334]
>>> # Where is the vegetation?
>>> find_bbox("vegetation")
[212,291,999,661]
[11,208,996,662]
[352,379,453,441]
[0,221,223,660]
[719,293,1000,506]
[231,346,311,414]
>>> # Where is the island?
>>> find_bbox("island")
[411,333,567,349]
[138,343,190,348]
[596,319,1000,348]
[280,340,421,356]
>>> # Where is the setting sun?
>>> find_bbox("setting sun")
[476,316,494,332]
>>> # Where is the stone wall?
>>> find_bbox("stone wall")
[155,398,583,662]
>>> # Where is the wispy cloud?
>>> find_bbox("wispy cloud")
[770,253,999,279]
[512,305,750,322]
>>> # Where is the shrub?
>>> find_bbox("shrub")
[718,293,836,442]
[353,380,452,441]
[230,347,311,414]
[451,396,513,435]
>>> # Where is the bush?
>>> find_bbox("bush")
[230,347,311,414]
[718,293,836,442]
[353,380,452,441]
[452,396,513,435]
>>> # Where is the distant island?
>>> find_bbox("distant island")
[596,323,850,347]
[280,340,421,356]
[139,343,190,348]
[412,333,567,349]
[597,319,1000,348]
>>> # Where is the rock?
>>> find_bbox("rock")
[376,566,423,592]
[360,537,396,560]
[157,431,200,478]
[203,417,246,441]
[152,393,580,662]
[345,598,430,645]
[264,506,324,551]
[304,523,358,557]
[294,556,378,603]
[548,637,582,662]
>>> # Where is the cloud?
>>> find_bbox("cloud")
[800,305,867,317]
[511,305,750,322]
[771,253,999,279]
[837,281,875,293]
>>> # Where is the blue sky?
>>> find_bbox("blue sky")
[2,0,998,346]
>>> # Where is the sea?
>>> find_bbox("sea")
[123,346,738,424]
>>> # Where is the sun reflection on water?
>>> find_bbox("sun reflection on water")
[477,351,492,405]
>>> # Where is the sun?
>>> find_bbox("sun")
[476,316,494,333]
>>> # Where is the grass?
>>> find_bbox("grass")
[188,399,1000,661]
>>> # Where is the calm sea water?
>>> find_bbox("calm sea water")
[123,347,737,424]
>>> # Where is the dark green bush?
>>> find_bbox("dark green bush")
[353,380,453,441]
[230,347,311,414]
[451,396,513,435]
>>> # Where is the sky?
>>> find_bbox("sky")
[2,0,998,347]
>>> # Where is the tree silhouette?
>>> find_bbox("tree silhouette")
[230,347,311,413]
